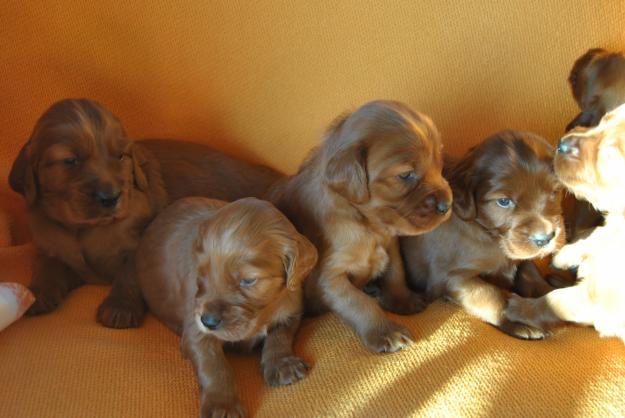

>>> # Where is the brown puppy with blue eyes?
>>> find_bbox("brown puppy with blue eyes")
[268,100,452,353]
[136,197,317,418]
[400,130,565,339]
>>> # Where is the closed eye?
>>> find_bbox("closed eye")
[240,278,257,287]
[397,170,418,181]
[63,157,79,167]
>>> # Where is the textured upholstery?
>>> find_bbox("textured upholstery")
[0,1,624,417]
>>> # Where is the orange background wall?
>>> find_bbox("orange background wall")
[2,1,625,183]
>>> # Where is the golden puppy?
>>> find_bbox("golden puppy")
[506,104,625,343]
[401,131,565,339]
[9,99,167,328]
[268,100,452,352]
[136,197,317,418]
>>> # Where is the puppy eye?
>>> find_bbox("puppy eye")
[496,198,515,208]
[119,153,129,161]
[240,278,257,287]
[397,171,417,181]
[63,157,79,167]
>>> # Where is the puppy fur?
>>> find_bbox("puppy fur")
[506,104,625,343]
[401,131,565,339]
[9,99,167,328]
[136,197,317,418]
[139,139,283,202]
[268,100,452,353]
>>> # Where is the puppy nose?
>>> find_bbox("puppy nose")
[530,231,556,247]
[95,190,120,208]
[200,313,222,330]
[556,137,579,156]
[435,201,450,215]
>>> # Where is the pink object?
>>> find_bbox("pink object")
[0,283,34,331]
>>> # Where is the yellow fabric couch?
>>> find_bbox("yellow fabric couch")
[1,2,624,417]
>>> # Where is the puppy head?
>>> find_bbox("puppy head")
[192,198,317,342]
[556,103,625,214]
[449,130,565,259]
[323,100,452,236]
[8,99,148,227]
[566,48,625,131]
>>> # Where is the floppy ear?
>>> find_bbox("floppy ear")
[131,143,168,210]
[283,233,318,291]
[130,143,150,192]
[9,142,38,206]
[325,140,370,204]
[447,155,478,221]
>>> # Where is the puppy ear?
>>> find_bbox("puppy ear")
[9,142,38,206]
[324,120,370,204]
[130,143,150,192]
[283,233,318,291]
[447,156,477,221]
[131,143,167,210]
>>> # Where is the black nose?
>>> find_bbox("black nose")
[530,231,555,247]
[435,201,450,215]
[95,190,120,208]
[200,313,222,330]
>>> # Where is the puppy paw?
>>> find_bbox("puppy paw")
[361,321,413,353]
[26,287,64,315]
[498,318,550,340]
[551,245,581,270]
[96,297,144,328]
[201,396,246,418]
[262,355,309,387]
[379,290,428,315]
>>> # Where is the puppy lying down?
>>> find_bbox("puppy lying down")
[401,131,565,339]
[136,197,317,418]
[506,104,625,343]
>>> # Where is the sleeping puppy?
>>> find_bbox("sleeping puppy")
[268,100,452,352]
[139,139,283,202]
[9,99,167,328]
[564,48,625,241]
[566,48,625,132]
[401,131,565,339]
[505,104,625,343]
[136,197,317,418]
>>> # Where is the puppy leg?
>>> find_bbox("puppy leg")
[27,252,83,315]
[182,325,245,418]
[261,316,309,387]
[378,239,427,315]
[323,273,412,353]
[97,253,146,328]
[513,260,555,298]
[505,284,594,331]
[446,273,547,340]
[552,236,595,270]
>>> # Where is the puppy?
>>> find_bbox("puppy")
[564,48,625,241]
[8,99,167,328]
[268,100,452,352]
[136,197,317,418]
[566,48,625,131]
[138,139,283,202]
[401,131,565,339]
[505,104,625,343]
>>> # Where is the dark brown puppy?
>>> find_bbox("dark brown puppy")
[268,100,452,352]
[136,197,317,418]
[139,139,283,202]
[9,99,167,328]
[401,131,565,339]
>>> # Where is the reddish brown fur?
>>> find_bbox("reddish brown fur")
[401,131,565,339]
[136,197,317,418]
[268,100,452,353]
[8,99,167,328]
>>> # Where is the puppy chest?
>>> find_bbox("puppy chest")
[343,242,389,286]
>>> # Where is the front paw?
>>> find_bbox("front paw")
[97,296,144,328]
[201,395,246,418]
[379,290,427,315]
[498,318,550,340]
[361,321,413,353]
[26,286,65,315]
[551,245,580,270]
[262,355,309,387]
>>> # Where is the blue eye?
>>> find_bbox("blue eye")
[397,171,417,181]
[496,198,514,208]
[63,157,79,167]
[240,278,257,287]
